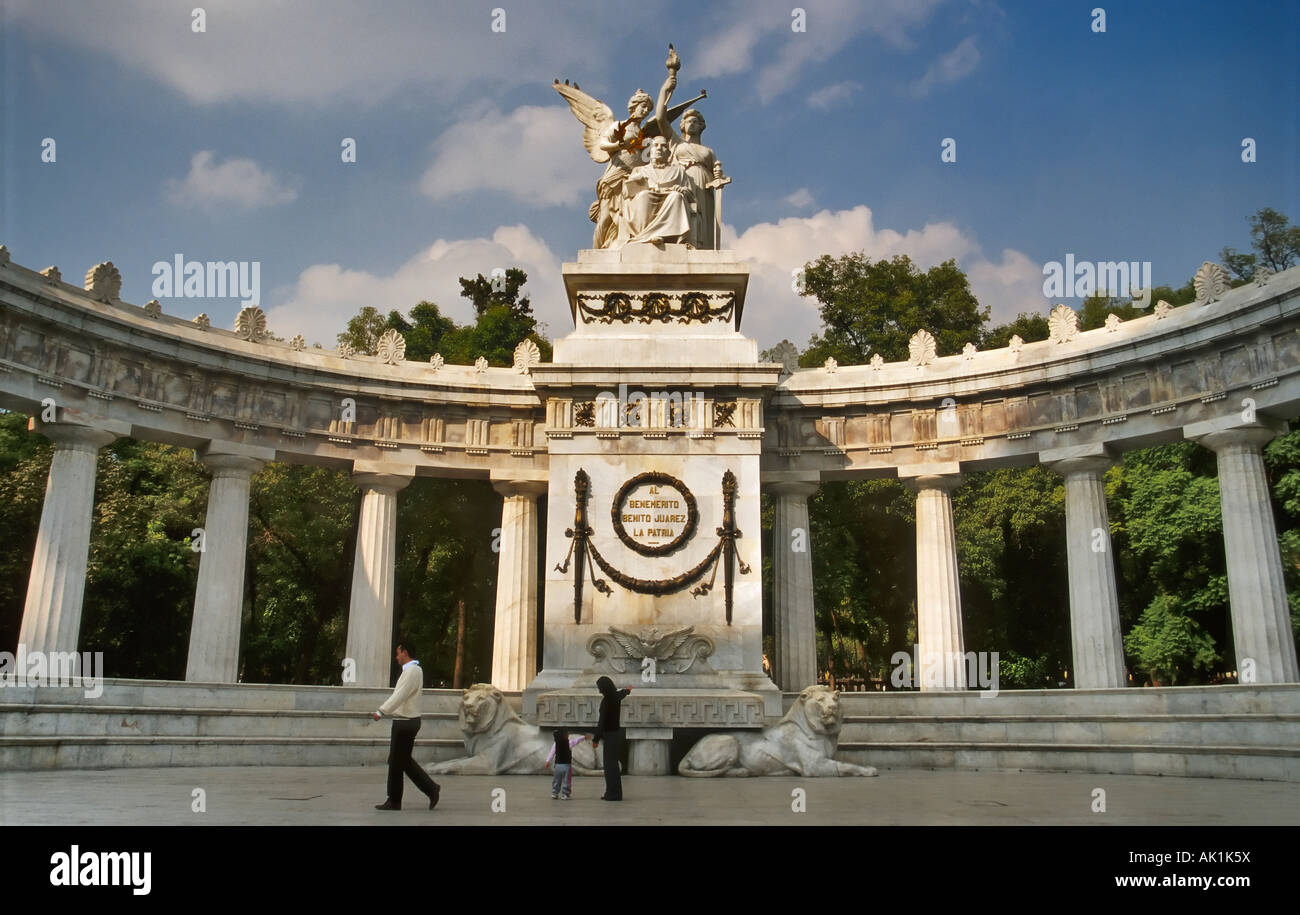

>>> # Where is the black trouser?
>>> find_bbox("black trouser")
[387,717,438,804]
[600,729,624,799]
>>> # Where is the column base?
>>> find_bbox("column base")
[626,729,673,775]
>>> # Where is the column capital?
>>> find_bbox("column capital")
[766,478,821,498]
[28,418,119,453]
[1046,455,1113,477]
[904,472,963,494]
[352,460,416,494]
[1194,426,1284,455]
[353,472,413,494]
[1184,416,1288,454]
[492,480,548,499]
[200,453,266,478]
[1040,443,1114,476]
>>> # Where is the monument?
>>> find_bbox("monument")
[1,42,1297,783]
[531,46,785,776]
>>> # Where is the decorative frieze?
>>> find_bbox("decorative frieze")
[575,290,735,324]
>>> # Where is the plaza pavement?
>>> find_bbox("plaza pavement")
[1,765,1297,826]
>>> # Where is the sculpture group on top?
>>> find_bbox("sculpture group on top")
[556,44,728,250]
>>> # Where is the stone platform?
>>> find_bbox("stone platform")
[2,679,1297,780]
[2,767,1296,826]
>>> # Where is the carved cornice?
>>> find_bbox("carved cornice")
[575,291,735,324]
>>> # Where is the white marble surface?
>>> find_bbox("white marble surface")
[18,421,119,655]
[186,447,268,682]
[344,472,411,688]
[1045,452,1126,689]
[1193,424,1300,684]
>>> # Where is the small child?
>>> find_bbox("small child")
[546,728,585,799]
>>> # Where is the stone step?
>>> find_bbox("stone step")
[831,683,1300,716]
[0,735,466,770]
[0,704,465,739]
[0,678,474,712]
[837,742,1300,781]
[838,714,1300,747]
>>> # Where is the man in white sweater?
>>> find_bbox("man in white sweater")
[372,642,441,810]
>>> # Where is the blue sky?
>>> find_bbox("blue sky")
[3,0,1297,353]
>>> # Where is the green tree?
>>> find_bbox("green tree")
[1112,444,1229,684]
[982,313,1049,349]
[798,254,988,365]
[1220,207,1300,280]
[243,464,359,684]
[459,268,532,319]
[385,301,457,363]
[80,440,209,678]
[1078,293,1146,330]
[337,306,389,354]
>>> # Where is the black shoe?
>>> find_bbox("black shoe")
[601,796,622,802]
[429,784,440,809]
[375,800,400,811]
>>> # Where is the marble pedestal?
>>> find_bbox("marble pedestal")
[524,247,783,745]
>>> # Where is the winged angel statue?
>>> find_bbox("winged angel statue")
[555,45,721,249]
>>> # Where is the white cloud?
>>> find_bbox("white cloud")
[164,151,298,210]
[420,105,593,207]
[5,0,648,106]
[264,211,1044,358]
[807,80,862,110]
[911,35,980,98]
[724,205,1037,349]
[783,188,816,208]
[966,248,1047,324]
[695,0,946,102]
[264,225,568,346]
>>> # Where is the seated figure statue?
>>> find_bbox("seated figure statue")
[621,135,695,246]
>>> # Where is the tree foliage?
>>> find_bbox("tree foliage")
[798,253,987,365]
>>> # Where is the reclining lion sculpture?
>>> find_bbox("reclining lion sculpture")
[426,683,600,776]
[678,685,877,777]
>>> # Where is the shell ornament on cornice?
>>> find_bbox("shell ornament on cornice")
[474,356,489,373]
[908,329,936,366]
[429,353,445,371]
[235,306,268,342]
[1048,304,1079,344]
[962,342,977,360]
[1009,334,1024,354]
[513,338,540,374]
[143,299,162,319]
[289,334,306,351]
[337,341,356,359]
[193,313,211,330]
[41,266,61,283]
[376,328,407,365]
[84,262,122,302]
[1193,261,1229,304]
[823,356,837,373]
[870,353,884,371]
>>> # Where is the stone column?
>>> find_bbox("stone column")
[769,479,820,691]
[1193,425,1300,684]
[490,480,546,691]
[345,470,413,688]
[1045,454,1126,689]
[185,449,267,682]
[18,421,118,654]
[906,472,966,689]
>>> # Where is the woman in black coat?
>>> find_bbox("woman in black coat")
[591,676,631,801]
